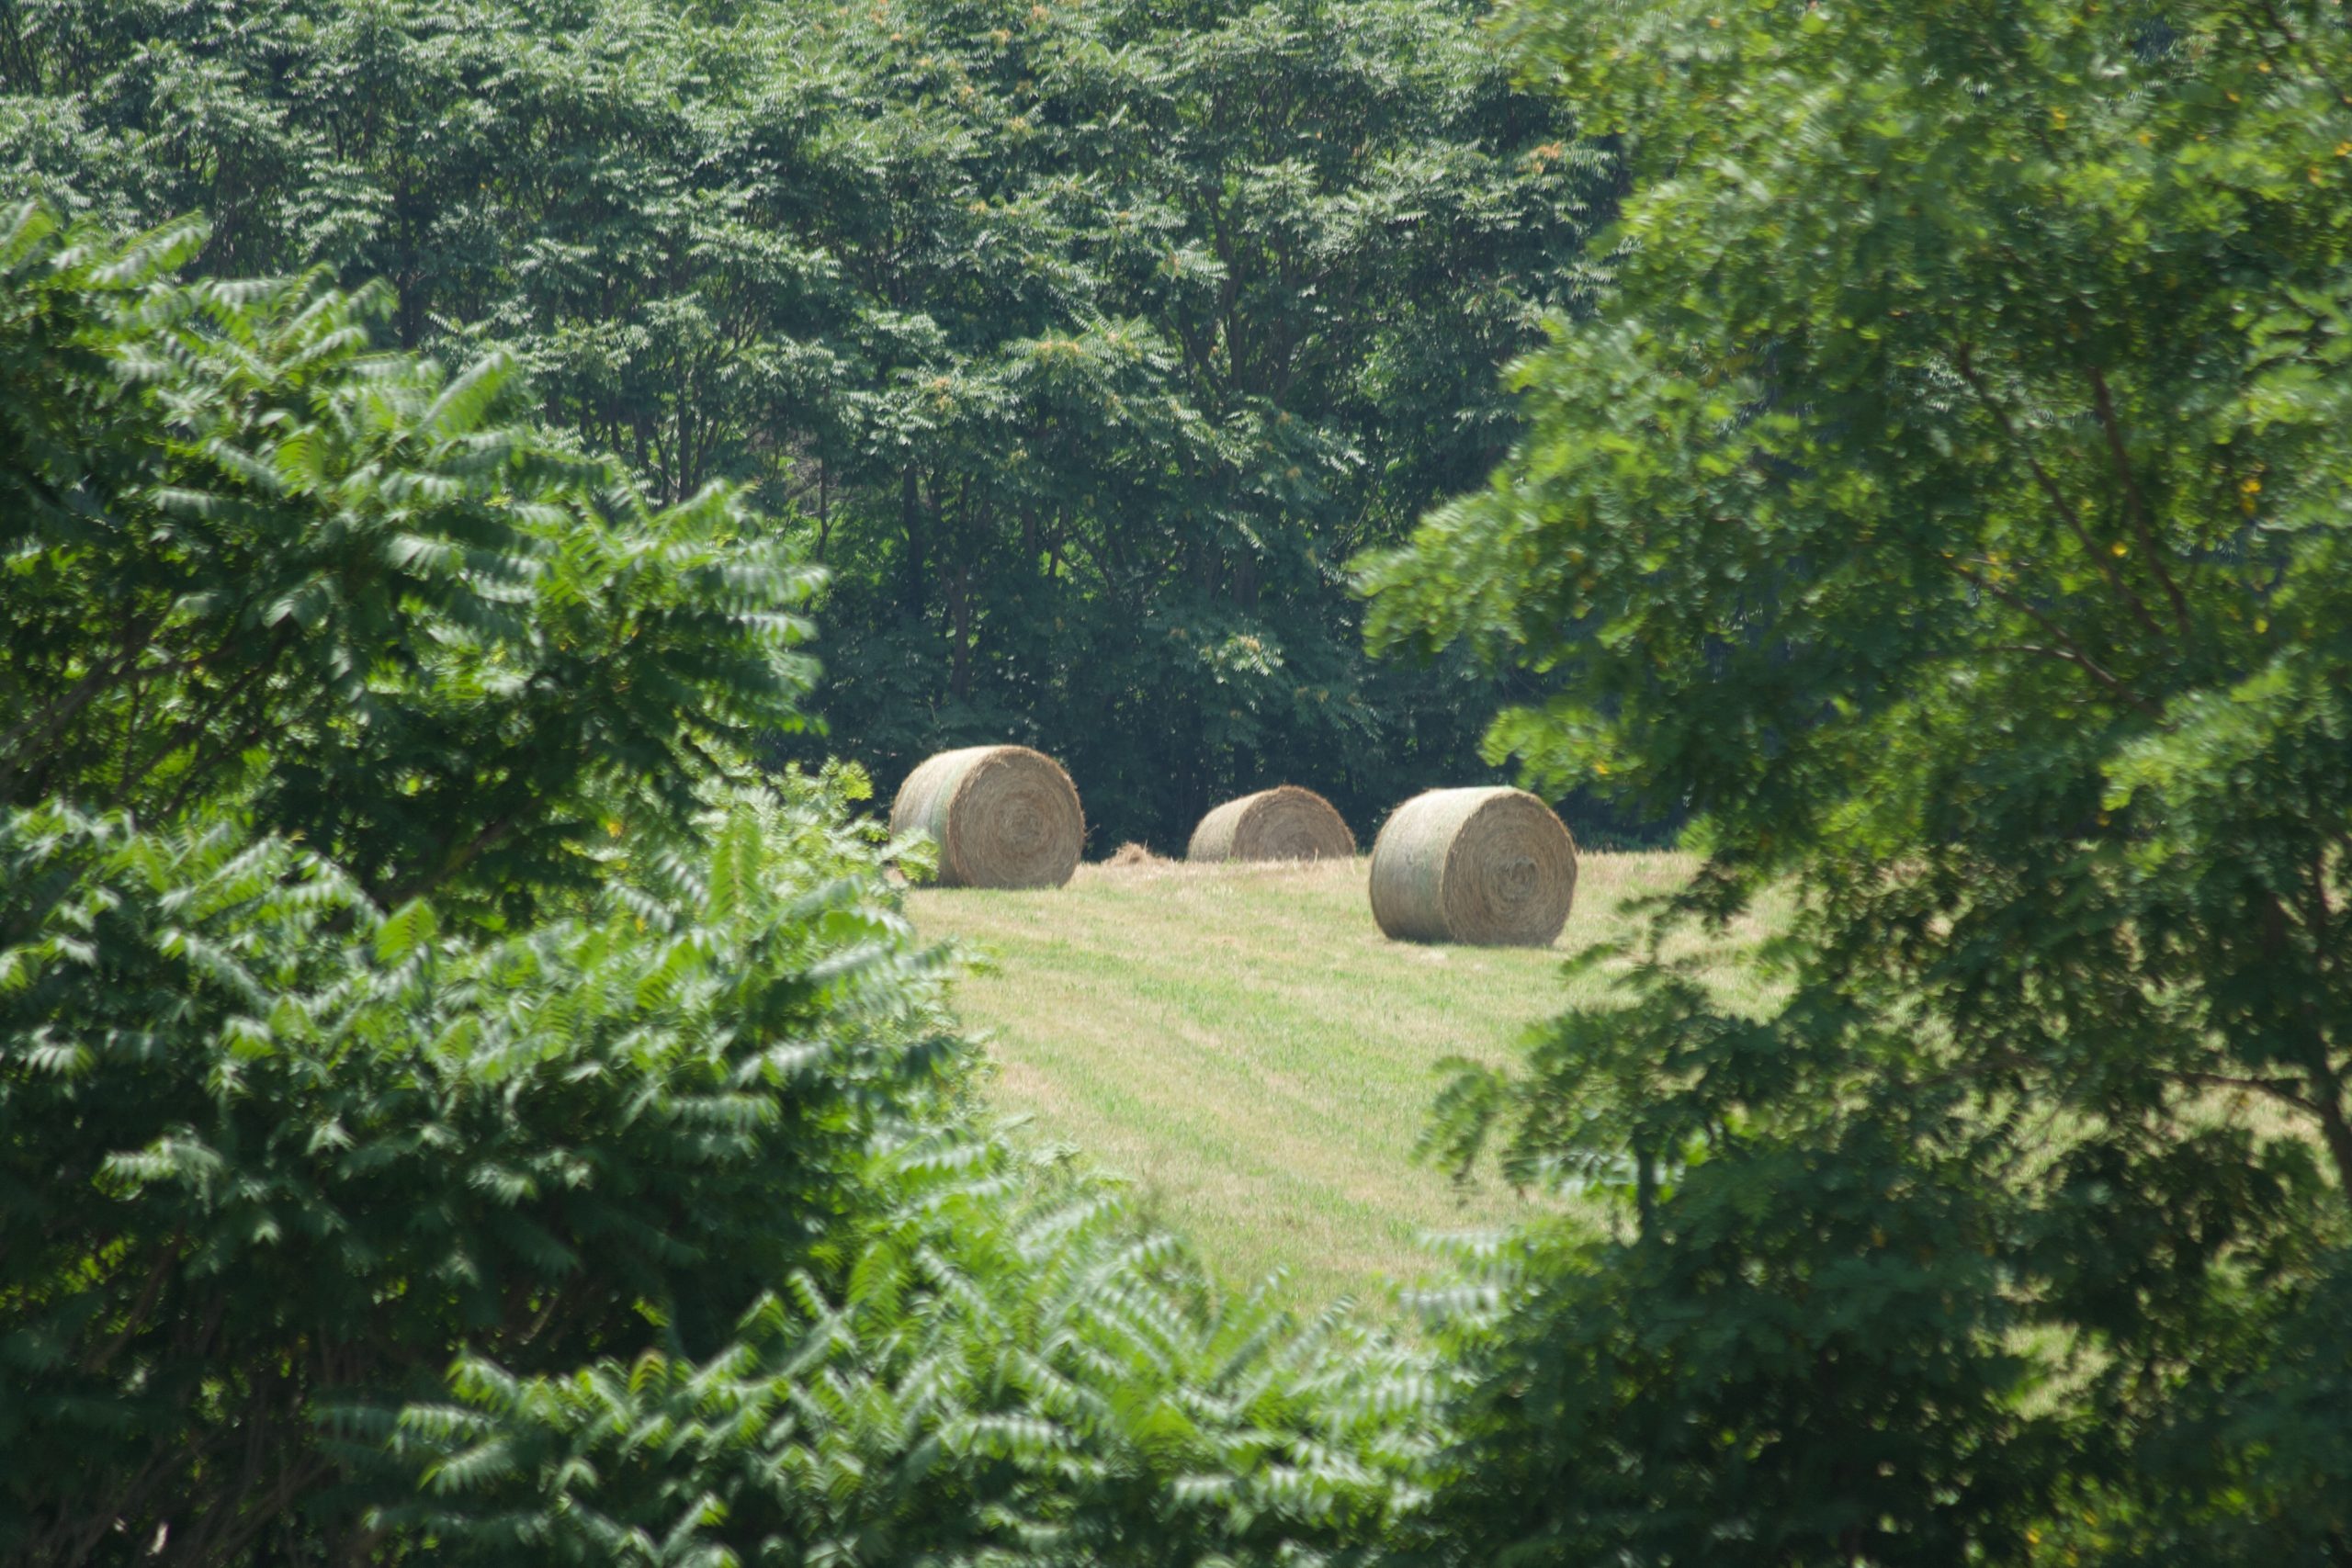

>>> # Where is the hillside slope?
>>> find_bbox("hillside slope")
[912,852,1781,1306]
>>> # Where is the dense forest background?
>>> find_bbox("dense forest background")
[1,0,1627,848]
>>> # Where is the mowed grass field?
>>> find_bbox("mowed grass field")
[911,852,1785,1307]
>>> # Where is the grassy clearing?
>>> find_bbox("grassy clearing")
[911,852,1785,1308]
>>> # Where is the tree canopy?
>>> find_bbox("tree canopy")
[1367,0,2352,1561]
[3,0,1617,848]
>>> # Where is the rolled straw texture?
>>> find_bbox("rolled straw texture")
[1367,786,1577,946]
[890,745,1084,888]
[1186,785,1356,863]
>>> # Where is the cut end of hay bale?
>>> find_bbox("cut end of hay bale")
[889,745,1084,889]
[1186,785,1356,863]
[1367,786,1577,946]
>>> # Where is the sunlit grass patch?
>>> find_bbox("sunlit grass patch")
[912,852,1786,1308]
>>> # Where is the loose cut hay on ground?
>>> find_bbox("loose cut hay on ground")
[890,745,1085,888]
[1186,785,1356,863]
[1367,786,1577,946]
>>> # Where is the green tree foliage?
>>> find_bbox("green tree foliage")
[0,0,1613,848]
[376,1133,1430,1566]
[1364,0,2352,1560]
[794,0,1604,840]
[0,214,1425,1564]
[0,203,821,919]
[0,789,956,1562]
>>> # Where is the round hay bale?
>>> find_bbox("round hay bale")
[1367,787,1577,947]
[890,745,1084,889]
[1186,785,1357,863]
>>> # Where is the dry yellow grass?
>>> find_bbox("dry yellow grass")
[911,852,1785,1307]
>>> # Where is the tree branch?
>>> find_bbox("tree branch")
[2086,365,2192,636]
[2163,1067,2320,1114]
[0,607,164,800]
[1953,343,2170,640]
[2262,893,2352,1198]
[1942,558,2165,719]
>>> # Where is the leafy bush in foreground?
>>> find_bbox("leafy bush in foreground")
[0,787,956,1562]
[0,209,1427,1565]
[379,1131,1430,1567]
[0,203,821,920]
